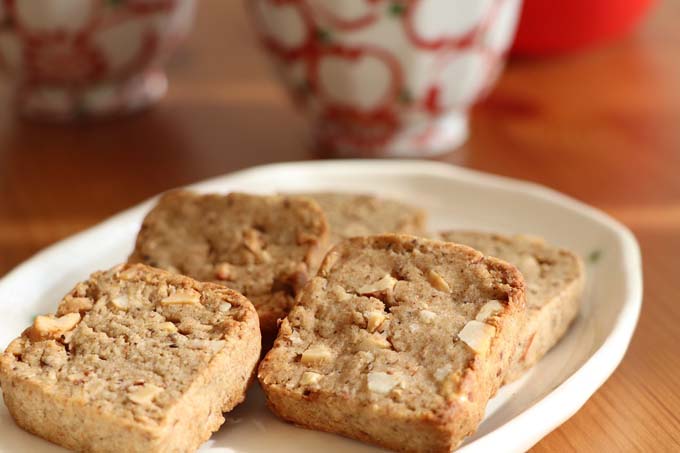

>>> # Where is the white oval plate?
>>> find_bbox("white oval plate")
[0,160,642,453]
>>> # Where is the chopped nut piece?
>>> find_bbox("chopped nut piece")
[111,294,130,310]
[458,320,496,355]
[161,290,201,306]
[289,330,304,346]
[128,384,164,405]
[159,322,178,334]
[351,311,367,327]
[215,263,232,280]
[331,285,352,302]
[300,344,333,364]
[119,267,141,280]
[300,371,322,386]
[358,351,375,363]
[367,372,398,394]
[357,274,397,295]
[420,310,437,323]
[242,228,271,262]
[359,334,392,350]
[59,297,93,314]
[517,255,540,279]
[475,300,504,322]
[31,313,81,340]
[365,311,386,333]
[434,364,453,382]
[426,269,451,292]
[219,302,232,313]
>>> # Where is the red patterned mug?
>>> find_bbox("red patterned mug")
[0,0,196,121]
[248,0,522,157]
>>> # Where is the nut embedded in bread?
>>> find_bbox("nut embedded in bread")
[0,263,261,453]
[258,235,526,453]
[128,190,329,335]
[439,231,585,382]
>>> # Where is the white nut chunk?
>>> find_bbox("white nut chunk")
[434,364,453,382]
[458,320,496,355]
[359,333,392,350]
[367,372,398,394]
[161,289,201,306]
[111,294,130,310]
[32,313,81,340]
[288,330,304,346]
[119,267,141,280]
[219,302,232,313]
[60,296,93,314]
[365,310,386,333]
[475,300,504,322]
[300,344,333,364]
[517,255,540,279]
[128,384,164,405]
[331,285,352,302]
[419,310,437,323]
[357,274,398,295]
[158,322,178,334]
[300,371,322,386]
[426,269,451,292]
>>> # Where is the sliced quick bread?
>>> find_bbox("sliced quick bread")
[439,231,585,382]
[0,264,261,453]
[128,190,329,335]
[258,235,526,452]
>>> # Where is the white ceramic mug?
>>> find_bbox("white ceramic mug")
[249,0,522,157]
[0,0,196,121]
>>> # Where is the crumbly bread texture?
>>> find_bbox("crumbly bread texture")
[438,232,585,383]
[258,235,526,453]
[301,192,426,246]
[0,264,261,453]
[128,191,329,335]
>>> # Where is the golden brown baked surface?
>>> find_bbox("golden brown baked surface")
[259,235,526,452]
[129,191,329,335]
[0,264,261,453]
[439,232,585,382]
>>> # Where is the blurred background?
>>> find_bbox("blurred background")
[2,0,677,272]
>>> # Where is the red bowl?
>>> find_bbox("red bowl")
[511,0,656,56]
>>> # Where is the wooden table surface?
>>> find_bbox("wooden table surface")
[1,1,679,451]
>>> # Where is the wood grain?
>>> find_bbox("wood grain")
[0,0,678,451]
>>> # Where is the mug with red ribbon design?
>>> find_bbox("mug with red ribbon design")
[0,0,196,121]
[249,0,522,157]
